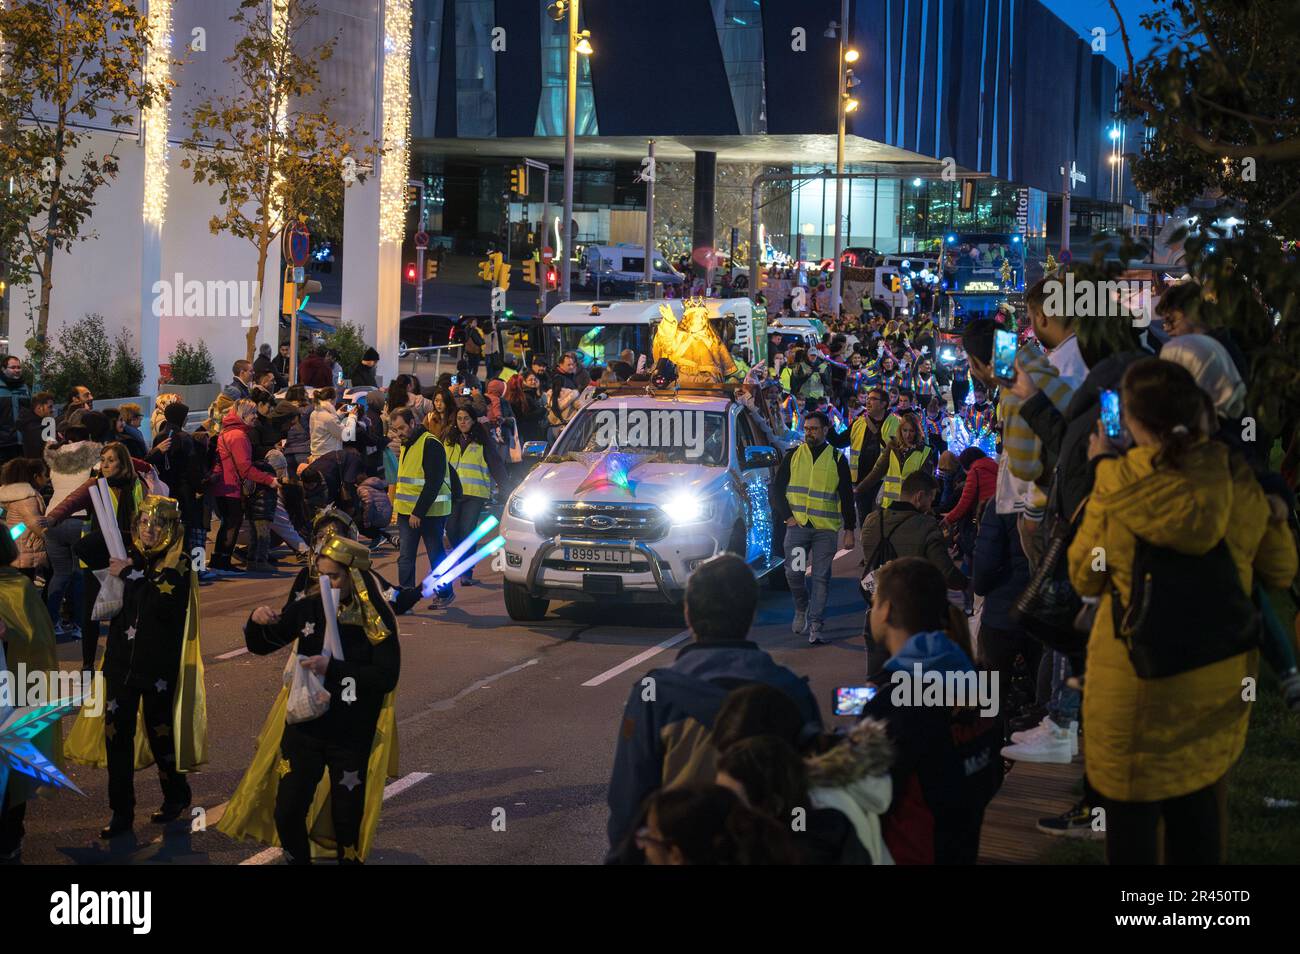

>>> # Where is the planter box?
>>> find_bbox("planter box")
[166,382,221,413]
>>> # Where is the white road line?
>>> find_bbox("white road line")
[215,647,249,661]
[238,771,433,865]
[582,631,691,688]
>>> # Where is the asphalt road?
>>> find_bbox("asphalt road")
[18,544,870,865]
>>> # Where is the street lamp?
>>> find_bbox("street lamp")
[829,3,854,321]
[559,2,591,303]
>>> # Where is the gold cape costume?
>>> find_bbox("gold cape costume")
[216,561,400,862]
[0,568,64,803]
[63,554,208,773]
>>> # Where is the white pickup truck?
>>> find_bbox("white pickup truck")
[499,386,786,620]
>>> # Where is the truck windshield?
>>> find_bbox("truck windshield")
[553,406,729,466]
[547,323,656,368]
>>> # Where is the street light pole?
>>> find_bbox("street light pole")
[830,0,849,320]
[560,0,579,302]
[642,139,655,286]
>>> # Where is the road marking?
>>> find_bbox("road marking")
[215,647,249,661]
[582,630,691,688]
[238,771,433,865]
[405,658,540,720]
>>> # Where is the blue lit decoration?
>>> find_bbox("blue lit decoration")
[826,404,849,435]
[572,445,646,497]
[0,641,86,796]
[744,479,773,564]
[944,413,998,459]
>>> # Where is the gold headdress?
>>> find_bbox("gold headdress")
[683,295,707,311]
[132,494,182,560]
[316,535,392,645]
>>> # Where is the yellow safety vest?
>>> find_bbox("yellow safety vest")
[848,414,900,476]
[446,440,491,499]
[779,367,792,393]
[395,432,452,517]
[880,447,929,508]
[498,367,518,383]
[786,443,843,531]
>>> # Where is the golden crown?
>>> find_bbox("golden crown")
[683,296,707,310]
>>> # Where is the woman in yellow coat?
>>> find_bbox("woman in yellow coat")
[1068,359,1297,864]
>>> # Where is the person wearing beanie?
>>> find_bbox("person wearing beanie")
[351,347,381,389]
[78,410,111,445]
[148,401,207,570]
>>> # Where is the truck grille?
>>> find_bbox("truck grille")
[537,502,669,540]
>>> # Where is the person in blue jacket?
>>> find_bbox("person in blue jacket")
[605,554,821,857]
[860,556,1003,864]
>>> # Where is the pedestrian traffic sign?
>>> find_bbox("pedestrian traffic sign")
[415,231,429,249]
[541,246,554,264]
[1059,248,1073,264]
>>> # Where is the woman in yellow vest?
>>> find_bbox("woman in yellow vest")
[855,412,935,508]
[386,407,461,608]
[445,406,508,586]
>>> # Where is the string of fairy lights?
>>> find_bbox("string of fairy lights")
[379,0,412,245]
[141,0,173,228]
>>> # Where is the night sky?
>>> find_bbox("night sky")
[1039,0,1162,66]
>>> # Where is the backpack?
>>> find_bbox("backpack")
[1111,536,1260,679]
[860,510,922,604]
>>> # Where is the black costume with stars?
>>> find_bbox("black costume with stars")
[96,546,194,817]
[243,572,400,863]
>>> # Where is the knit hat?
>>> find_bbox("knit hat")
[362,347,380,363]
[265,448,288,474]
[163,401,190,428]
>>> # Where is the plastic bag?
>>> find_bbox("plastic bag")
[284,647,331,725]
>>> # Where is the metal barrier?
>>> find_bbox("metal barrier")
[397,342,463,382]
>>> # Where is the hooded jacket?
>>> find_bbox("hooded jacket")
[860,630,1003,864]
[808,717,895,864]
[605,640,822,854]
[0,482,47,568]
[212,408,278,499]
[45,439,103,515]
[1068,440,1298,802]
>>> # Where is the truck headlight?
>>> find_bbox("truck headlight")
[665,491,714,525]
[508,492,551,521]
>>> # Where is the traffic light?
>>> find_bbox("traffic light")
[959,178,976,212]
[522,259,538,285]
[425,258,439,281]
[495,261,512,291]
[477,257,495,282]
[404,262,418,285]
[508,164,528,195]
[888,274,901,293]
[756,267,768,291]
[546,265,558,290]
[282,277,297,315]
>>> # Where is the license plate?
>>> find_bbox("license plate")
[564,547,631,565]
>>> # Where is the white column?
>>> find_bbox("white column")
[257,242,283,357]
[341,0,407,389]
[140,224,162,400]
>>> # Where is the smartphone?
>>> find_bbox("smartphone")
[460,386,473,397]
[833,685,878,717]
[992,328,1017,382]
[450,375,459,385]
[1100,388,1123,439]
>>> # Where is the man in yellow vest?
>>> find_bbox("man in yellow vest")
[829,386,898,524]
[386,407,461,608]
[770,411,855,644]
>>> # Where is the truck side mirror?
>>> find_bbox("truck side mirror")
[743,445,779,470]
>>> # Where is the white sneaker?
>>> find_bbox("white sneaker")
[1001,723,1073,763]
[1011,717,1078,749]
[792,608,808,635]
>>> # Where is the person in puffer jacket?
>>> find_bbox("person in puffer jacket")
[0,457,50,578]
[860,556,1003,864]
[355,475,392,538]
[605,554,821,857]
[210,401,278,573]
[807,717,896,865]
